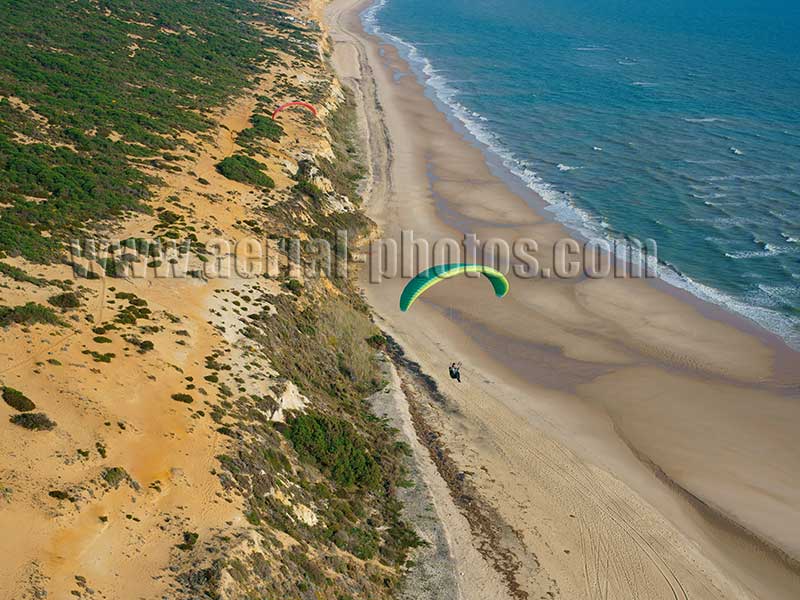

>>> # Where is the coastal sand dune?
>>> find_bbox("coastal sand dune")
[325,0,800,598]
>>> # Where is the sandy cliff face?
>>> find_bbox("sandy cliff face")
[0,2,417,598]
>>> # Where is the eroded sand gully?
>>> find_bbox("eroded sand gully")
[325,0,800,598]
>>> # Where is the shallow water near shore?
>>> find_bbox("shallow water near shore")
[363,0,800,349]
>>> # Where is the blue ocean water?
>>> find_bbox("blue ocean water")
[363,0,800,349]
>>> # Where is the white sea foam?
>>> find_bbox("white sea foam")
[730,146,744,155]
[754,285,800,312]
[781,232,799,243]
[361,0,387,31]
[725,243,795,259]
[684,117,727,123]
[704,173,783,182]
[726,249,772,259]
[684,158,725,165]
[691,192,727,199]
[593,146,603,151]
[557,163,581,172]
[656,267,800,348]
[360,0,800,350]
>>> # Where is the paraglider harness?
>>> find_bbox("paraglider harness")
[448,362,462,383]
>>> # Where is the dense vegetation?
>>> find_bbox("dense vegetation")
[0,261,50,286]
[0,0,309,263]
[47,291,81,309]
[0,302,65,327]
[236,113,285,150]
[2,386,36,412]
[286,411,381,489]
[238,294,422,569]
[10,412,56,431]
[216,154,275,189]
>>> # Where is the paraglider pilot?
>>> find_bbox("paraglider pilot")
[449,362,462,383]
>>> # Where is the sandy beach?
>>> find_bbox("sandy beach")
[325,1,800,598]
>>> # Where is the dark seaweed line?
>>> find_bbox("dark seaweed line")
[383,333,533,600]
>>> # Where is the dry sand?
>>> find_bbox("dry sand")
[325,0,800,598]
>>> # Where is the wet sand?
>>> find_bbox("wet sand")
[325,0,800,598]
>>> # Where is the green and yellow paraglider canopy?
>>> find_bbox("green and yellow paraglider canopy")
[399,263,510,312]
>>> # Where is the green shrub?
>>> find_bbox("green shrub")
[0,303,66,327]
[285,412,381,489]
[346,526,379,560]
[171,393,194,404]
[47,292,81,309]
[293,179,324,202]
[101,467,129,487]
[216,154,274,188]
[365,333,386,349]
[237,114,284,148]
[177,531,199,551]
[10,412,56,431]
[0,262,47,286]
[284,279,303,295]
[82,350,115,363]
[2,386,35,412]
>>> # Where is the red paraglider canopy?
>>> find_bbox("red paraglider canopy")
[271,101,318,120]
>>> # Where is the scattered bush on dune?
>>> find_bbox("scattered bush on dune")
[171,393,194,404]
[122,335,155,353]
[10,412,56,431]
[216,154,275,189]
[0,303,66,327]
[47,292,81,309]
[2,386,36,412]
[0,262,48,287]
[82,350,115,363]
[48,490,73,501]
[237,114,284,148]
[176,531,199,551]
[101,467,130,488]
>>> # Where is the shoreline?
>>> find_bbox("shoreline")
[360,0,800,357]
[325,0,800,598]
[462,129,800,380]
